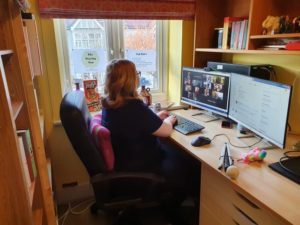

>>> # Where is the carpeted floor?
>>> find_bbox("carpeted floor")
[57,198,198,225]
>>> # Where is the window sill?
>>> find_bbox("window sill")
[152,92,167,103]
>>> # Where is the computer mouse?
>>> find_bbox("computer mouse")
[191,136,211,147]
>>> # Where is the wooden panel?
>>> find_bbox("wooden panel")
[225,0,251,18]
[274,0,300,19]
[7,1,57,224]
[249,0,281,37]
[39,114,45,140]
[29,180,36,207]
[23,25,34,80]
[194,0,226,49]
[0,55,33,225]
[194,51,222,67]
[11,101,23,120]
[23,19,43,76]
[2,48,24,103]
[201,164,287,225]
[200,203,226,225]
[32,208,43,225]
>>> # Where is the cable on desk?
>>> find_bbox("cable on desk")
[287,123,292,132]
[211,133,263,148]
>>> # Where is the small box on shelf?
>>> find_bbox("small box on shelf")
[17,136,33,195]
[83,79,101,112]
[214,28,223,49]
[17,130,37,181]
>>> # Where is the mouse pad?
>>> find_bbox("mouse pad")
[269,158,300,185]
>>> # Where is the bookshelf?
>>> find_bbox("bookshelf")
[0,0,56,225]
[193,0,300,67]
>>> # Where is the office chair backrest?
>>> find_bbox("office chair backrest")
[60,91,107,176]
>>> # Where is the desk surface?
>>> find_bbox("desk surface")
[170,109,300,225]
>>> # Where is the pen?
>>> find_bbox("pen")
[192,112,203,116]
[226,143,233,166]
[218,144,226,170]
[223,142,232,172]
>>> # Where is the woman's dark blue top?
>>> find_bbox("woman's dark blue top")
[101,99,163,172]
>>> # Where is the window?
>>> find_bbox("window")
[55,19,168,98]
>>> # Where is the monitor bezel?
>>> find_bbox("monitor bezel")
[180,67,231,117]
[228,73,292,149]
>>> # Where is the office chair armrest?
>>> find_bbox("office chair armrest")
[91,172,165,185]
[91,172,166,210]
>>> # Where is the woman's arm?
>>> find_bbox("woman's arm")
[152,115,177,137]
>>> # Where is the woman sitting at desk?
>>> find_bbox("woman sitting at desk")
[101,59,200,224]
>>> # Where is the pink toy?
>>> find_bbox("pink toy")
[241,147,267,163]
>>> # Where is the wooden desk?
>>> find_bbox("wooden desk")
[169,109,300,225]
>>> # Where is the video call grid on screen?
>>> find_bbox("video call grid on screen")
[229,73,292,148]
[181,67,231,117]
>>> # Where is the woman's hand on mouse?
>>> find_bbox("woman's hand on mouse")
[165,115,177,125]
[157,110,169,120]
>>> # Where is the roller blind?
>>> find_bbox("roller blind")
[38,0,195,20]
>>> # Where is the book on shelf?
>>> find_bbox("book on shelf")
[229,22,236,49]
[242,20,249,50]
[258,45,286,50]
[234,21,242,49]
[17,136,32,193]
[222,17,246,49]
[229,19,249,50]
[286,41,300,50]
[238,20,246,50]
[17,130,37,181]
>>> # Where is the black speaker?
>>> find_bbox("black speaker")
[207,61,273,80]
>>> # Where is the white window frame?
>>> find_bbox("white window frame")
[54,19,169,102]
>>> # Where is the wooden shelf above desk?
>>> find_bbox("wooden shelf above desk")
[250,33,300,39]
[195,48,300,55]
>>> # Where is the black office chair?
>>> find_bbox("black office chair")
[60,91,166,218]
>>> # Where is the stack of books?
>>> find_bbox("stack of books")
[17,130,37,195]
[222,17,249,50]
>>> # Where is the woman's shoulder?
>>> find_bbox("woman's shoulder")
[127,98,144,105]
[124,98,147,110]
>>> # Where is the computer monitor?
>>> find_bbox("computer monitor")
[181,67,231,117]
[229,73,292,149]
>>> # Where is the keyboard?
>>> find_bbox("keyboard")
[172,114,205,135]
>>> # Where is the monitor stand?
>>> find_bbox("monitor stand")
[237,134,277,150]
[192,110,220,123]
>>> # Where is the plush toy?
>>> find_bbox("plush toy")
[262,16,280,35]
[279,15,292,33]
[241,147,267,163]
[293,16,300,33]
